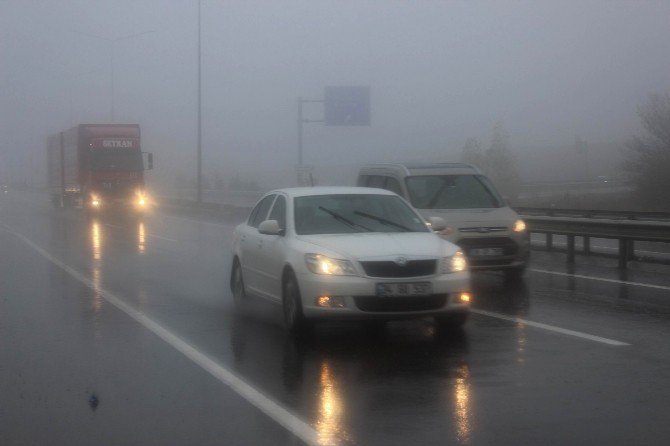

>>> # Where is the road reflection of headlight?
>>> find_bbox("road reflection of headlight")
[90,220,105,319]
[138,222,146,254]
[453,364,472,444]
[91,221,102,261]
[316,361,349,445]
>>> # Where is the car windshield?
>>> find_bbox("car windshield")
[294,194,429,235]
[90,149,143,171]
[405,174,504,209]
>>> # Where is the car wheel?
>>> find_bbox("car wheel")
[435,311,469,331]
[231,260,247,309]
[283,272,310,334]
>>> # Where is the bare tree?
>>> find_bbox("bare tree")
[460,125,520,200]
[460,137,486,170]
[625,92,670,206]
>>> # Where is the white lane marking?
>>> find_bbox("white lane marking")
[531,268,670,292]
[471,309,630,346]
[1,224,323,446]
[146,233,178,242]
[104,223,178,242]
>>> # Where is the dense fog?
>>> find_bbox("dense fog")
[2,1,670,205]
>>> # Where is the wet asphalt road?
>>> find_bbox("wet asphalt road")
[2,192,670,445]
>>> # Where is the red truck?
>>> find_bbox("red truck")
[47,124,153,210]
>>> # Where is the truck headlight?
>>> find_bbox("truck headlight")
[305,254,356,276]
[513,219,526,232]
[441,251,467,274]
[136,192,150,207]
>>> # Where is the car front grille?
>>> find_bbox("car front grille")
[459,226,507,233]
[455,236,520,267]
[359,259,437,278]
[354,295,447,312]
[456,237,518,256]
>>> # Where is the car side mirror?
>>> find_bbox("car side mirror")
[147,153,153,170]
[427,216,447,232]
[258,219,283,236]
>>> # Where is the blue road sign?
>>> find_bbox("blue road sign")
[324,86,371,126]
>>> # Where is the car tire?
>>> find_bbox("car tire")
[434,311,469,331]
[231,260,247,310]
[282,272,310,334]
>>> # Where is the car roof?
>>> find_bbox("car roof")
[267,186,397,198]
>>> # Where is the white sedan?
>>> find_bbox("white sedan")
[230,187,472,333]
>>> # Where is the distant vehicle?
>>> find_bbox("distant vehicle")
[47,124,153,211]
[231,187,472,333]
[357,163,529,279]
[1,184,7,194]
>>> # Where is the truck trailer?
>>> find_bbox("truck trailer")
[47,124,153,211]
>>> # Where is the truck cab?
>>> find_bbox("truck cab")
[48,124,153,212]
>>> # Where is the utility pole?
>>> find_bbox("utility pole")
[197,0,203,205]
[297,97,303,167]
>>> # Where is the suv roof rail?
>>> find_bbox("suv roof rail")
[360,162,481,174]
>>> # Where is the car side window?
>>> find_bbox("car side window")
[268,195,287,230]
[249,194,276,228]
[384,177,402,195]
[357,175,369,186]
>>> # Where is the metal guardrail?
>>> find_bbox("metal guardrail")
[160,198,670,268]
[522,214,670,268]
[516,207,670,222]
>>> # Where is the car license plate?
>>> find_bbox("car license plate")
[470,247,504,257]
[375,282,432,297]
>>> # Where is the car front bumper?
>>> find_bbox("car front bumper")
[297,271,470,320]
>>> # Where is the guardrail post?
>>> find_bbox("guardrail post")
[627,240,635,261]
[618,239,628,269]
[567,235,575,264]
[583,236,590,255]
[546,233,553,251]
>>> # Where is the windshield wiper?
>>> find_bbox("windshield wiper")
[318,206,371,232]
[354,210,412,232]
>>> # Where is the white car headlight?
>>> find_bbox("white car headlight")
[441,251,467,274]
[305,254,357,276]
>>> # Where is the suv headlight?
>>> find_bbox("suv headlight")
[441,251,467,274]
[305,254,356,276]
[513,219,526,232]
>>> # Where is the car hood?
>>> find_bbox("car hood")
[295,232,457,260]
[416,206,518,227]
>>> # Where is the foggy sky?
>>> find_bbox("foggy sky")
[2,0,670,186]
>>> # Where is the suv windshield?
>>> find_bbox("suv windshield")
[405,175,504,209]
[90,149,143,171]
[294,194,429,235]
